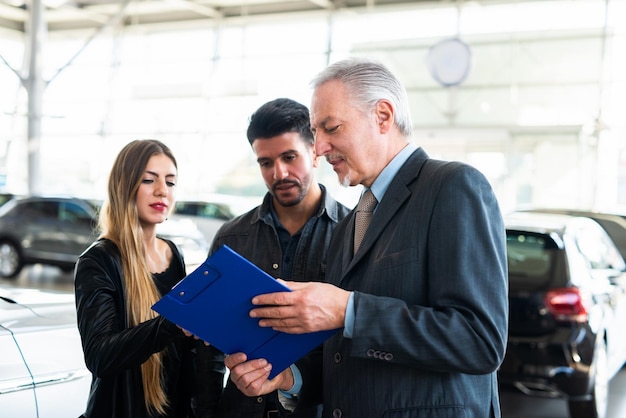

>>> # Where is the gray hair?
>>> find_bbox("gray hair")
[310,57,413,138]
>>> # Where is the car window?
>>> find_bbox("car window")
[17,201,59,220]
[199,203,230,219]
[0,193,14,206]
[576,224,625,271]
[175,202,232,220]
[174,202,197,216]
[198,204,216,217]
[586,217,626,264]
[507,231,562,290]
[59,202,94,226]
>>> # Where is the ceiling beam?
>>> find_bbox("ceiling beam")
[163,0,223,19]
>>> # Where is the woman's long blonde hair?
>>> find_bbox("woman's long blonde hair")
[98,139,177,415]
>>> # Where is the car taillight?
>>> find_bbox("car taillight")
[544,288,588,323]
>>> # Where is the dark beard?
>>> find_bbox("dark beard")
[272,180,305,207]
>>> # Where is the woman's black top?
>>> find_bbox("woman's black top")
[75,238,225,418]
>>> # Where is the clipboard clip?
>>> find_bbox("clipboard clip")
[171,262,221,303]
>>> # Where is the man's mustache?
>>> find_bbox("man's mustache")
[272,180,300,191]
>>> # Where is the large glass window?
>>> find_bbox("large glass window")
[1,0,625,211]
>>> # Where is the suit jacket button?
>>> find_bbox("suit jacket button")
[333,408,342,418]
[334,352,342,363]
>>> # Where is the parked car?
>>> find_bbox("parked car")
[0,285,91,417]
[174,200,235,221]
[170,200,235,245]
[0,196,99,278]
[0,195,209,279]
[156,217,210,271]
[499,212,626,418]
[0,192,16,207]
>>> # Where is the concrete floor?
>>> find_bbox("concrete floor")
[500,373,626,418]
[2,265,626,418]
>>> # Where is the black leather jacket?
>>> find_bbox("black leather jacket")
[74,238,225,418]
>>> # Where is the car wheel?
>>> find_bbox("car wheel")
[568,337,609,418]
[0,240,24,279]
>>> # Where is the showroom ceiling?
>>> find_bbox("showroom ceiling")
[0,0,441,32]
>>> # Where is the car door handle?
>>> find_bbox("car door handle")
[0,376,34,394]
[0,368,90,394]
[32,368,91,389]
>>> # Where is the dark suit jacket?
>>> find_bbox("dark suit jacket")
[321,147,508,418]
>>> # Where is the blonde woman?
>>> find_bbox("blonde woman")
[75,139,224,418]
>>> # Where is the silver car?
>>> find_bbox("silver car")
[0,196,98,279]
[0,285,91,417]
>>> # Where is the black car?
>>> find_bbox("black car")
[499,212,626,418]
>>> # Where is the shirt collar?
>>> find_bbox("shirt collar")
[369,142,418,202]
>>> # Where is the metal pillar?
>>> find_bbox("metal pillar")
[24,0,46,195]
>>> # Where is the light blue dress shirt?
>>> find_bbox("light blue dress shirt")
[343,142,417,338]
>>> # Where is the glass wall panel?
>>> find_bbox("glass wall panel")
[0,0,624,212]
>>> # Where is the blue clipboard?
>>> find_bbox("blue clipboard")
[152,244,339,379]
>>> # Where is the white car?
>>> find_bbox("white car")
[156,217,211,271]
[169,199,235,246]
[170,196,260,246]
[0,286,91,417]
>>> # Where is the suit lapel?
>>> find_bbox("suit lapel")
[341,147,430,277]
[339,212,357,273]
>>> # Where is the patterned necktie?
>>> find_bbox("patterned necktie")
[354,189,377,255]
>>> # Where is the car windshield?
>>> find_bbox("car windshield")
[174,201,234,220]
[507,231,564,290]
